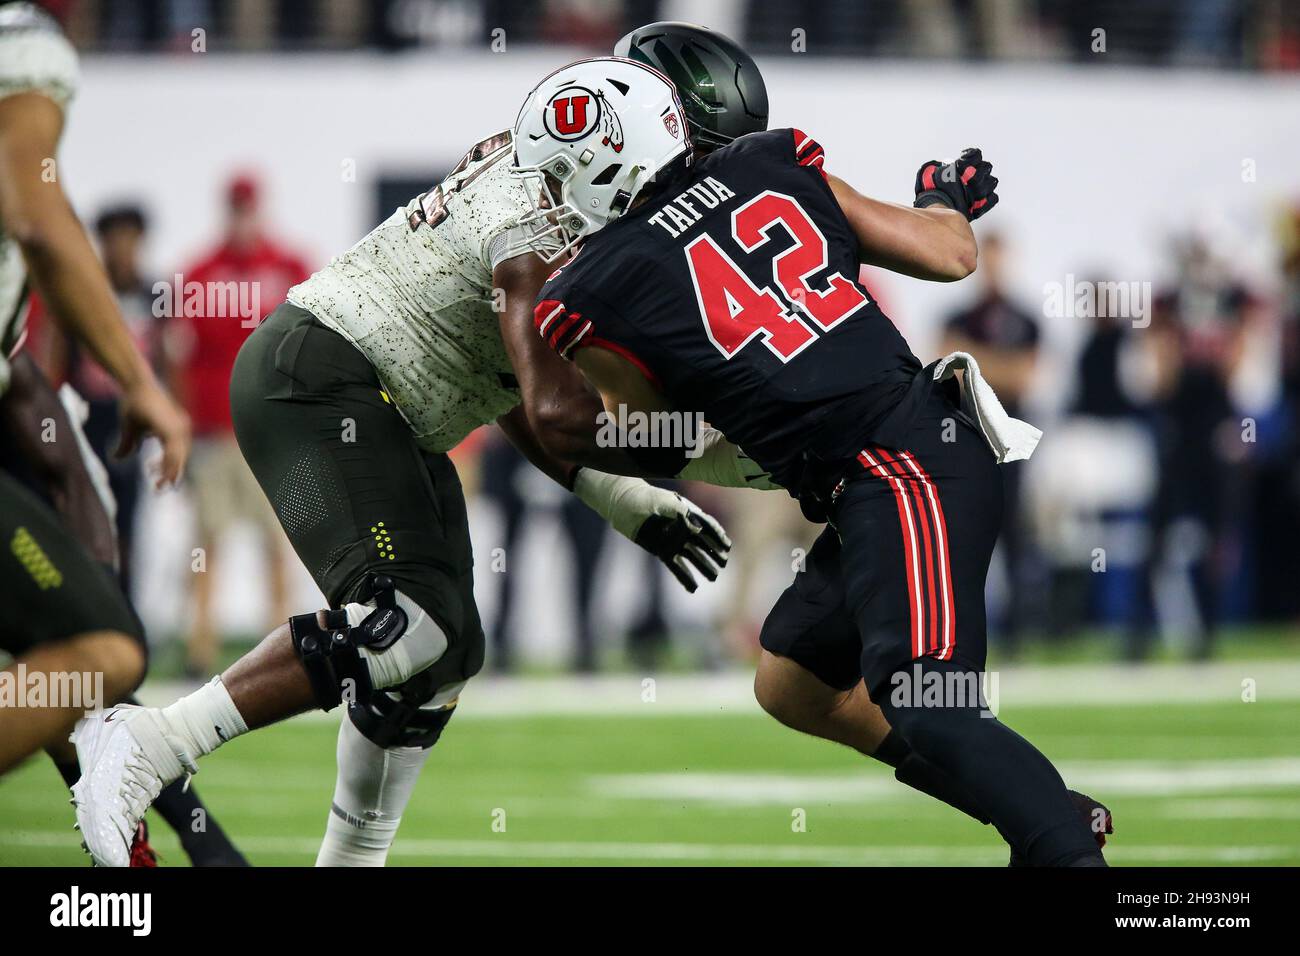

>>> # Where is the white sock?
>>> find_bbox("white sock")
[315,710,435,867]
[158,677,249,759]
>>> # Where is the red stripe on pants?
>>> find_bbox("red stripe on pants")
[876,448,941,656]
[858,449,925,658]
[896,450,957,660]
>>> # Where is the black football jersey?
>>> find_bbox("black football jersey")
[535,128,922,494]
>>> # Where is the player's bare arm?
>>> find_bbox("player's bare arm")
[827,173,977,281]
[573,343,676,436]
[495,404,575,486]
[827,148,999,283]
[494,250,653,474]
[498,398,731,591]
[501,252,776,490]
[563,343,778,490]
[0,91,190,486]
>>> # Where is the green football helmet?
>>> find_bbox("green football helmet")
[614,21,769,153]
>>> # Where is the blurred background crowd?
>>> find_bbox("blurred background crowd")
[21,0,1300,676]
[39,0,1300,69]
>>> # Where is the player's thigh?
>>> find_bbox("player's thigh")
[837,410,1002,699]
[399,450,484,687]
[229,303,484,683]
[758,525,862,694]
[0,469,144,655]
[230,301,437,599]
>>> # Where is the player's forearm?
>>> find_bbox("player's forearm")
[499,401,652,484]
[870,206,976,282]
[0,93,153,395]
[827,174,976,282]
[495,266,652,475]
[20,211,154,394]
[496,404,576,486]
[503,338,656,474]
[528,396,661,476]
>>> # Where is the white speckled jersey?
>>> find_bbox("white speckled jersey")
[0,2,80,395]
[287,129,539,453]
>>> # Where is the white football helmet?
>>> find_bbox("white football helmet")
[512,56,691,262]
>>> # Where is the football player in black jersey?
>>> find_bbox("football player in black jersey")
[506,51,1110,866]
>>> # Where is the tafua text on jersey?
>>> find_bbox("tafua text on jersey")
[646,178,737,239]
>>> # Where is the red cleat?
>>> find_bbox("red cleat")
[128,820,158,868]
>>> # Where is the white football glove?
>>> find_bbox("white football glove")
[572,468,731,592]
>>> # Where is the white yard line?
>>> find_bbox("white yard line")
[133,659,1300,718]
[1160,797,1300,819]
[589,757,1300,805]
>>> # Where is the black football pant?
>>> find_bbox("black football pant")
[765,391,1103,865]
[229,302,485,691]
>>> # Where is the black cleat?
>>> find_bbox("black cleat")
[1008,790,1113,866]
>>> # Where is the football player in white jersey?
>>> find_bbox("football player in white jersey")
[71,24,781,867]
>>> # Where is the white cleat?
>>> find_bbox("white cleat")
[70,706,196,867]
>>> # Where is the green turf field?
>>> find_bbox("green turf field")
[3,665,1298,866]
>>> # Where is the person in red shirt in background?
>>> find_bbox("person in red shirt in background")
[168,173,310,676]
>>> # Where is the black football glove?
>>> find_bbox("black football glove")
[633,497,731,593]
[571,468,732,594]
[913,147,999,221]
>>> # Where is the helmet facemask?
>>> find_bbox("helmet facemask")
[510,156,587,263]
[512,147,670,263]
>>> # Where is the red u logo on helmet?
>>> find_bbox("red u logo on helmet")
[552,95,589,134]
[544,87,600,140]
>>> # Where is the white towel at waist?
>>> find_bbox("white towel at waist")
[932,351,1042,463]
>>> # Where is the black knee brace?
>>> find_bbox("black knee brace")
[289,608,370,711]
[349,691,456,749]
[290,575,409,712]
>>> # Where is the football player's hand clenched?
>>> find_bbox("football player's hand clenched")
[913,148,999,221]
